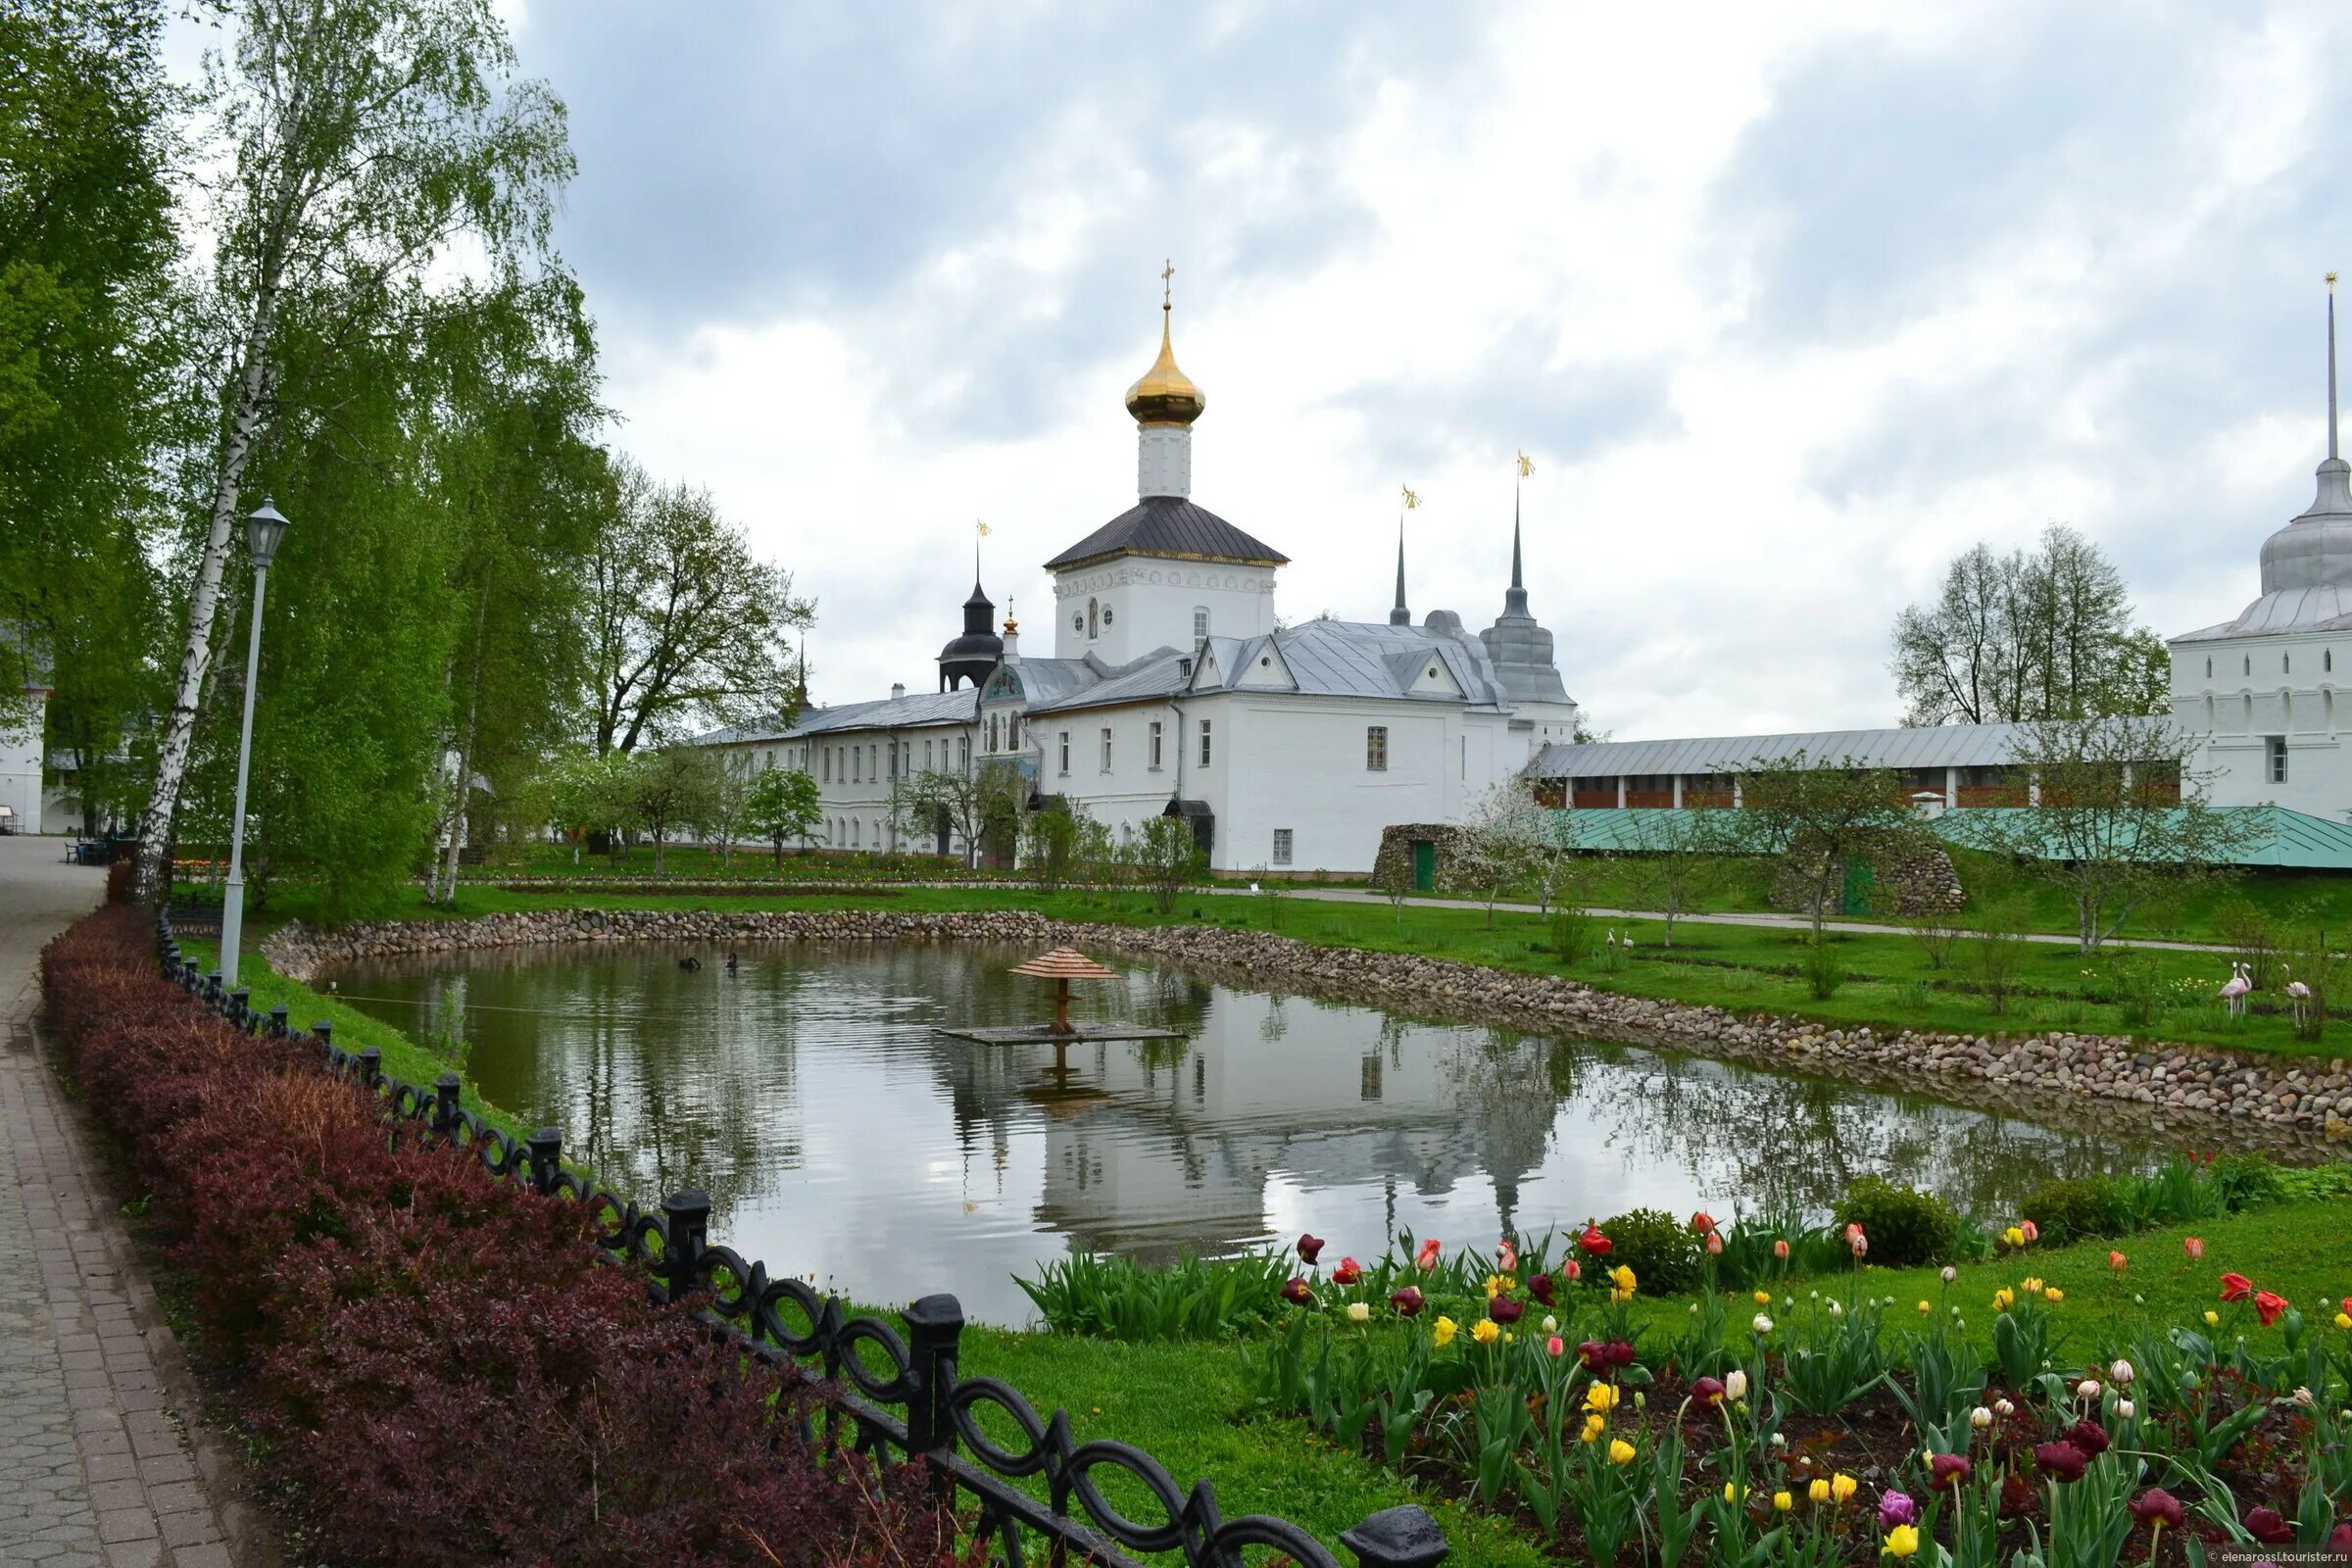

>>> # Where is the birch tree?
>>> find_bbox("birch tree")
[133,0,573,898]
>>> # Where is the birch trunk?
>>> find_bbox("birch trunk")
[131,298,279,902]
[434,592,488,903]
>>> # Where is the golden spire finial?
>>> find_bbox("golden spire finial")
[1126,263,1205,426]
[1401,483,1419,510]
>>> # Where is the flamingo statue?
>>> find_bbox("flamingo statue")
[2219,961,2251,1020]
[2284,964,2312,1026]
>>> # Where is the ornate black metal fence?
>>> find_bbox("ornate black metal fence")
[150,913,1448,1568]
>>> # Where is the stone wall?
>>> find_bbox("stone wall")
[1369,823,1468,893]
[262,907,2351,1153]
[1768,828,1967,917]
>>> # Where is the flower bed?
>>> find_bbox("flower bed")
[1231,1219,2352,1566]
[38,904,961,1568]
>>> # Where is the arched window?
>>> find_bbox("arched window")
[2244,655,2252,677]
[1087,599,1100,639]
[986,713,1000,752]
[2284,653,2292,674]
[2204,658,2212,679]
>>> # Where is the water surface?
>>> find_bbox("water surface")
[327,941,2176,1325]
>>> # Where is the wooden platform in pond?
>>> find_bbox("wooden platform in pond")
[936,1022,1188,1046]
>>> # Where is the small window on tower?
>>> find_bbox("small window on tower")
[1272,828,1294,865]
[2268,735,2288,783]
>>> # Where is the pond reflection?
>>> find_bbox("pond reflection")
[327,941,2181,1326]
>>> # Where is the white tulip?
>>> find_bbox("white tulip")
[1940,1266,1958,1283]
[1753,1314,1775,1335]
[1347,1302,1370,1323]
[1542,1315,1557,1334]
[2293,1386,2315,1407]
[2109,1359,2133,1387]
[1969,1406,1993,1429]
[1993,1398,2015,1418]
[1725,1369,1749,1400]
[2077,1379,2102,1401]
[2115,1399,2134,1421]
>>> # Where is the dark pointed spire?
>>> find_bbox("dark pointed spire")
[1389,516,1411,625]
[1501,482,1530,618]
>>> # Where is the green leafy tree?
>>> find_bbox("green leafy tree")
[1020,802,1082,892]
[136,0,576,898]
[1945,715,2255,954]
[535,749,635,864]
[889,766,988,865]
[744,764,821,869]
[1725,753,1922,943]
[626,745,720,878]
[1133,814,1204,914]
[584,456,812,755]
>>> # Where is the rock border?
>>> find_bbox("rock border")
[262,907,2352,1157]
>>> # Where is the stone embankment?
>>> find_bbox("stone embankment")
[264,907,2352,1155]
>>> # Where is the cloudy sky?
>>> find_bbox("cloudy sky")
[497,1,2352,735]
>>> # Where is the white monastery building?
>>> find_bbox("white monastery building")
[703,296,1580,873]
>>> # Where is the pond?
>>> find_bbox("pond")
[326,940,2184,1326]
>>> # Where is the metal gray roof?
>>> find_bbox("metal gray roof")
[1188,618,1514,707]
[1526,723,2035,778]
[1043,497,1288,571]
[1025,648,1191,714]
[751,689,978,741]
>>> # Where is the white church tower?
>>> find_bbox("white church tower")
[1047,279,1285,663]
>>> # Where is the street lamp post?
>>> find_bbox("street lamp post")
[218,498,289,987]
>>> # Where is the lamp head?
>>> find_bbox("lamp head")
[245,498,290,569]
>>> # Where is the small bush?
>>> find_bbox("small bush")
[1548,907,1596,964]
[1592,1207,1704,1297]
[1833,1176,1960,1268]
[2016,1175,2134,1245]
[1802,942,1843,1000]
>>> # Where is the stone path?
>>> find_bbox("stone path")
[0,836,247,1568]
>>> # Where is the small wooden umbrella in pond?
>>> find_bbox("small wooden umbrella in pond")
[1009,947,1118,1035]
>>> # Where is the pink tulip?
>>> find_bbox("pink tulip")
[1545,1335,1565,1357]
[2182,1236,2205,1261]
[1773,1239,1790,1260]
[1415,1238,1442,1271]
[1497,1239,1518,1273]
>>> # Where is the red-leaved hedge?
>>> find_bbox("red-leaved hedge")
[40,904,974,1568]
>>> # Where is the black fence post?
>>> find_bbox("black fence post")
[1339,1506,1449,1568]
[659,1189,710,1302]
[432,1072,462,1136]
[269,1004,289,1037]
[205,971,222,1004]
[903,1294,964,1463]
[228,988,250,1029]
[527,1127,563,1195]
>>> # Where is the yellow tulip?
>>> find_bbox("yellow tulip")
[1581,1412,1606,1444]
[2021,1276,2044,1296]
[1611,1264,1638,1294]
[1992,1289,2015,1313]
[1723,1482,1743,1503]
[1753,1290,1772,1306]
[1832,1473,1858,1504]
[2203,1310,2220,1327]
[1585,1382,1621,1413]
[2335,1311,2351,1331]
[1608,1439,1637,1465]
[2002,1226,2025,1247]
[1809,1479,1831,1503]
[1472,1319,1500,1345]
[2043,1288,2064,1304]
[1774,1491,1794,1512]
[1433,1316,1457,1348]
[1916,1300,1931,1314]
[1612,1287,1635,1304]
[1884,1524,1920,1558]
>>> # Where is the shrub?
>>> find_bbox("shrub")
[1802,941,1843,1000]
[1592,1207,1704,1297]
[2016,1175,2134,1245]
[1547,906,1596,964]
[1833,1177,1960,1268]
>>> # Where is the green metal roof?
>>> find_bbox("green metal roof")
[1540,805,2352,869]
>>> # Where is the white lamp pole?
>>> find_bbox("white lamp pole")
[218,498,289,986]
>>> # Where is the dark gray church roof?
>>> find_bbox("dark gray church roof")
[1043,497,1289,571]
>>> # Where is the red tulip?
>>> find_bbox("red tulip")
[2329,1523,2352,1555]
[1497,1239,1518,1273]
[1773,1238,1791,1260]
[1562,1257,1582,1283]
[1297,1234,1325,1265]
[1928,1453,1972,1493]
[2108,1250,2128,1271]
[1690,1376,1726,1407]
[1332,1256,1362,1286]
[2219,1272,2254,1302]
[1488,1295,1525,1325]
[1690,1211,1718,1237]
[2066,1419,2110,1458]
[1578,1224,1612,1256]
[1390,1285,1425,1317]
[2245,1507,2294,1545]
[1527,1271,1555,1305]
[2020,1219,2038,1243]
[1576,1338,1637,1370]
[2127,1489,2184,1530]
[2182,1236,2204,1261]
[1545,1334,1565,1357]
[1706,1231,1724,1255]
[1844,1221,1866,1245]
[1281,1276,1315,1306]
[2255,1289,2288,1327]
[1415,1238,1442,1271]
[2032,1441,2088,1483]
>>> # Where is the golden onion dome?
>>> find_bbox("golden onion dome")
[1124,304,1206,426]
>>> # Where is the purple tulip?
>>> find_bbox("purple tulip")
[1878,1490,1918,1530]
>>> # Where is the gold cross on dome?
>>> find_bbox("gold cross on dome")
[1161,259,1175,306]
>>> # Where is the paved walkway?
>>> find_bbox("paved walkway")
[0,836,247,1568]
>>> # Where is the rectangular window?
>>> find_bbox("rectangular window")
[1366,725,1388,771]
[1100,726,1113,772]
[822,748,831,784]
[852,748,859,784]
[764,749,775,770]
[2268,735,2288,783]
[1200,718,1213,766]
[1272,828,1294,865]
[1149,719,1163,769]
[1058,731,1070,774]
[1193,607,1209,642]
[924,739,933,771]
[958,735,970,769]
